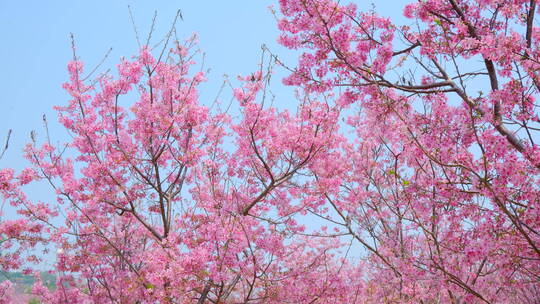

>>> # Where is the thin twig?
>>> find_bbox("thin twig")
[0,129,12,159]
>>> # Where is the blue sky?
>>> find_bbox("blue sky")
[0,1,290,169]
[0,1,410,172]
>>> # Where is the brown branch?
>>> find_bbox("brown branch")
[197,283,211,304]
[526,0,536,49]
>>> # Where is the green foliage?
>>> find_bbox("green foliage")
[0,271,56,291]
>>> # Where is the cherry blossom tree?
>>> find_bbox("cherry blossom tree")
[276,0,540,302]
[0,22,358,303]
[2,0,540,303]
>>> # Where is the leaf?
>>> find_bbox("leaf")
[144,283,155,290]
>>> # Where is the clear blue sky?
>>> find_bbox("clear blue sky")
[0,1,292,170]
[0,1,409,172]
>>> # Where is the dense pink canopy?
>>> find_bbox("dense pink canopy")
[1,0,540,303]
